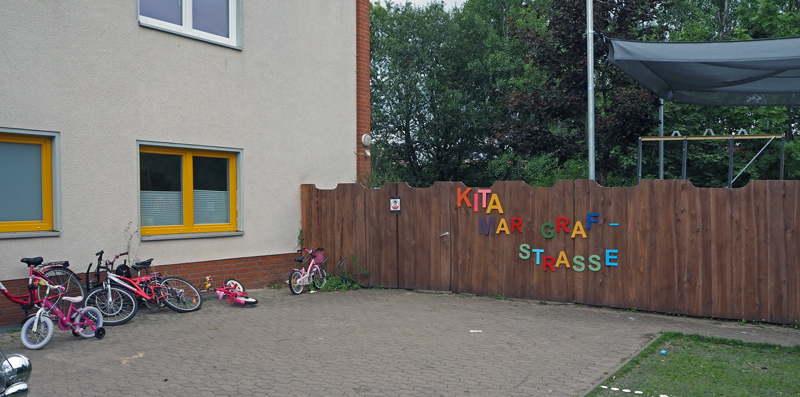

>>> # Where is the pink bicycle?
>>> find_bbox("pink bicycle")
[21,276,105,350]
[200,276,258,305]
[289,247,328,294]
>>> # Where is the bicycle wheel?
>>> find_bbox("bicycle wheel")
[312,267,327,290]
[160,277,203,313]
[224,279,245,293]
[84,285,139,326]
[75,306,104,338]
[21,315,54,350]
[289,270,304,295]
[43,266,85,314]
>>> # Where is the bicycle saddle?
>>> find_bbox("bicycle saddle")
[293,257,305,263]
[20,257,44,267]
[132,258,153,270]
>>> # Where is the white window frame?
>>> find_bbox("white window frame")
[137,0,242,49]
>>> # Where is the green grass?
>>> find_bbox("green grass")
[586,332,800,397]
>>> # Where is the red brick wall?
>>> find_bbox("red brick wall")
[356,0,371,185]
[157,252,297,290]
[0,279,36,326]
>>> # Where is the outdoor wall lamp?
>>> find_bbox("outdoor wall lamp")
[362,134,372,157]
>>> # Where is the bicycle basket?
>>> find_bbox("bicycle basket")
[313,252,325,264]
[115,264,132,278]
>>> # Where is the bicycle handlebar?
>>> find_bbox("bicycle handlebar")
[297,247,325,253]
[31,276,65,293]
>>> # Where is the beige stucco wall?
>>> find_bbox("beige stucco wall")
[0,2,357,279]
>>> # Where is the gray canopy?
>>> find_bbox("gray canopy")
[607,37,800,106]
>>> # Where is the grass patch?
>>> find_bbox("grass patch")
[586,332,800,396]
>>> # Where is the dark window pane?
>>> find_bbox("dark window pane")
[193,156,228,191]
[140,153,182,227]
[140,0,182,26]
[193,0,229,38]
[140,153,182,192]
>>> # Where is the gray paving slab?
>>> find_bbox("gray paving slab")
[1,288,798,396]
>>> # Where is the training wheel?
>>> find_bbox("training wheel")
[95,327,106,339]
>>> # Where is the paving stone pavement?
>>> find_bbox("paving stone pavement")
[1,288,798,396]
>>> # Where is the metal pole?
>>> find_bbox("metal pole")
[637,137,642,184]
[586,0,595,181]
[659,99,664,179]
[732,138,774,184]
[727,135,734,188]
[682,137,687,180]
[780,134,785,180]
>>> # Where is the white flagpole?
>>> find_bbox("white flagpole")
[587,0,596,181]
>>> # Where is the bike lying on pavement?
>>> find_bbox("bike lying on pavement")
[84,250,201,326]
[21,276,105,350]
[200,276,258,306]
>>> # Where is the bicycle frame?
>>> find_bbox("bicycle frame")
[31,278,99,334]
[88,250,168,304]
[292,255,322,287]
[0,262,57,311]
[292,248,328,285]
[105,271,168,303]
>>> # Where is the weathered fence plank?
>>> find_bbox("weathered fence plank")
[301,180,800,324]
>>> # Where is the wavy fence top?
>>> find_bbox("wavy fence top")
[301,180,800,324]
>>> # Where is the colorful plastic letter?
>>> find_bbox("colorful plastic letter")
[543,256,556,272]
[556,217,570,233]
[588,255,601,271]
[555,251,571,268]
[485,194,504,214]
[605,249,619,266]
[495,218,510,234]
[541,223,555,239]
[457,188,472,207]
[478,189,492,207]
[531,249,544,264]
[519,244,530,259]
[479,217,495,235]
[587,213,599,230]
[570,221,587,239]
[510,217,523,233]
[572,255,585,272]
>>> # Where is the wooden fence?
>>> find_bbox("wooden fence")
[301,180,800,325]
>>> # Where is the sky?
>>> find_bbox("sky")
[384,0,468,10]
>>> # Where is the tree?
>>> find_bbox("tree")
[496,0,666,186]
[370,0,526,187]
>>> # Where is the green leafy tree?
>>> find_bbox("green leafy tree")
[370,0,527,187]
[496,0,665,186]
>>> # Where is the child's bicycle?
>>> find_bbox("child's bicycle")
[200,277,258,306]
[289,247,328,295]
[21,276,105,350]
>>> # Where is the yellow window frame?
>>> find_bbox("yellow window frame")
[0,133,53,233]
[140,146,238,236]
